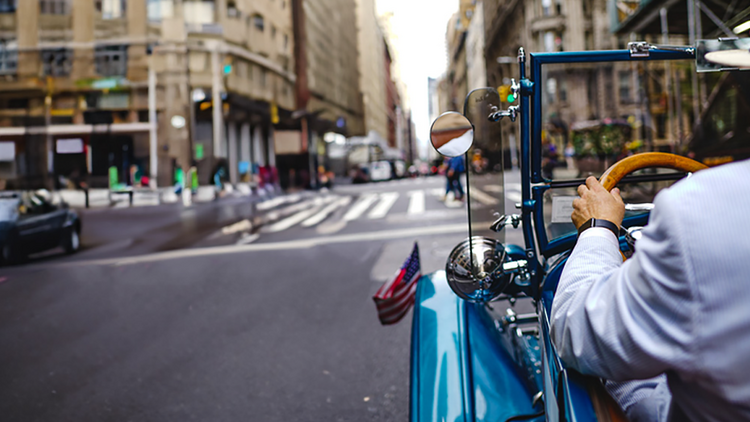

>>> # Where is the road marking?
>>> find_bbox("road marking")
[507,182,522,191]
[507,192,523,202]
[235,233,260,245]
[469,187,499,205]
[407,191,425,214]
[257,194,301,211]
[368,192,399,219]
[221,219,253,235]
[482,184,503,193]
[263,197,335,233]
[343,194,378,221]
[302,196,352,227]
[63,223,475,268]
[265,198,317,221]
[429,188,444,197]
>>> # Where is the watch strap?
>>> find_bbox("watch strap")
[578,218,621,239]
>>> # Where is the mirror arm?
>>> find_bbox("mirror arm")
[490,214,522,232]
[488,105,518,122]
[628,41,695,58]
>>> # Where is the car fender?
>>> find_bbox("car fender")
[410,271,539,422]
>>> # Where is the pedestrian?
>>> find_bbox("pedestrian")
[444,155,465,201]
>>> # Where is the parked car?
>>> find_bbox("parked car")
[0,190,81,263]
[369,161,392,182]
[390,160,406,179]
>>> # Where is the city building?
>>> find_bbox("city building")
[466,1,487,90]
[356,0,389,144]
[0,0,295,189]
[611,0,750,161]
[291,0,364,187]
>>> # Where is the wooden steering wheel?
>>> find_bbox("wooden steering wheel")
[599,152,708,191]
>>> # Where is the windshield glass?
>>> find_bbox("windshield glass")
[540,58,750,242]
[464,88,505,244]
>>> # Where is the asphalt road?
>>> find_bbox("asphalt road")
[0,174,526,421]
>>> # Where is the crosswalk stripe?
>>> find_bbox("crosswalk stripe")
[407,191,425,214]
[302,196,352,227]
[507,192,523,202]
[264,197,336,233]
[369,192,399,219]
[482,184,503,193]
[507,182,522,191]
[470,187,499,205]
[235,233,260,245]
[343,194,378,221]
[257,194,301,211]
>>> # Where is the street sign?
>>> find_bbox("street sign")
[56,138,84,154]
[0,142,15,161]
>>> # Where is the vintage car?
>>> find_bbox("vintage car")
[413,40,748,421]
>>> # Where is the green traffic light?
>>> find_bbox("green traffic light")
[223,64,232,75]
[507,94,515,103]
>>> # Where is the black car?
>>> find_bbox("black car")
[0,191,81,263]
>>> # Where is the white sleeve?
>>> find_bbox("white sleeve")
[550,190,698,381]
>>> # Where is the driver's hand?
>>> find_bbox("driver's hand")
[571,176,625,229]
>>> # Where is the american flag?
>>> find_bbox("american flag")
[373,242,421,325]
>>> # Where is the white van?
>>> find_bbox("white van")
[369,161,392,182]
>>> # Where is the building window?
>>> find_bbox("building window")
[544,31,564,51]
[541,0,551,16]
[147,0,174,21]
[283,34,289,49]
[281,0,286,9]
[227,0,239,18]
[0,40,17,75]
[98,0,127,19]
[252,14,264,31]
[95,45,128,77]
[41,48,72,76]
[271,25,276,39]
[0,0,16,13]
[184,0,215,25]
[40,0,70,14]
[619,71,631,103]
[260,68,267,86]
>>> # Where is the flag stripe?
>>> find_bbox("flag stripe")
[373,242,421,325]
[376,281,418,316]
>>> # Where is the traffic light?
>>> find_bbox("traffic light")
[498,85,516,103]
[270,102,279,124]
[223,57,233,75]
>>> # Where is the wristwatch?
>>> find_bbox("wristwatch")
[577,218,621,238]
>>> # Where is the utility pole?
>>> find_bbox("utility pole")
[148,52,158,188]
[211,48,224,159]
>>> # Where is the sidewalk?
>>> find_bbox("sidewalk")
[57,183,282,209]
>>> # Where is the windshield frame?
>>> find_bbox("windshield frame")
[526,48,696,258]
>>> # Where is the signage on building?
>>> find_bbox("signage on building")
[274,131,303,155]
[0,142,14,161]
[56,139,85,154]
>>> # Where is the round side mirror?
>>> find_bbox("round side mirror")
[429,112,474,157]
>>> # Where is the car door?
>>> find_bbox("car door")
[16,194,59,253]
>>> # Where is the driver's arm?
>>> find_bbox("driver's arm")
[550,185,699,382]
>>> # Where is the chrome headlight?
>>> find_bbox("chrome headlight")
[446,236,509,302]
